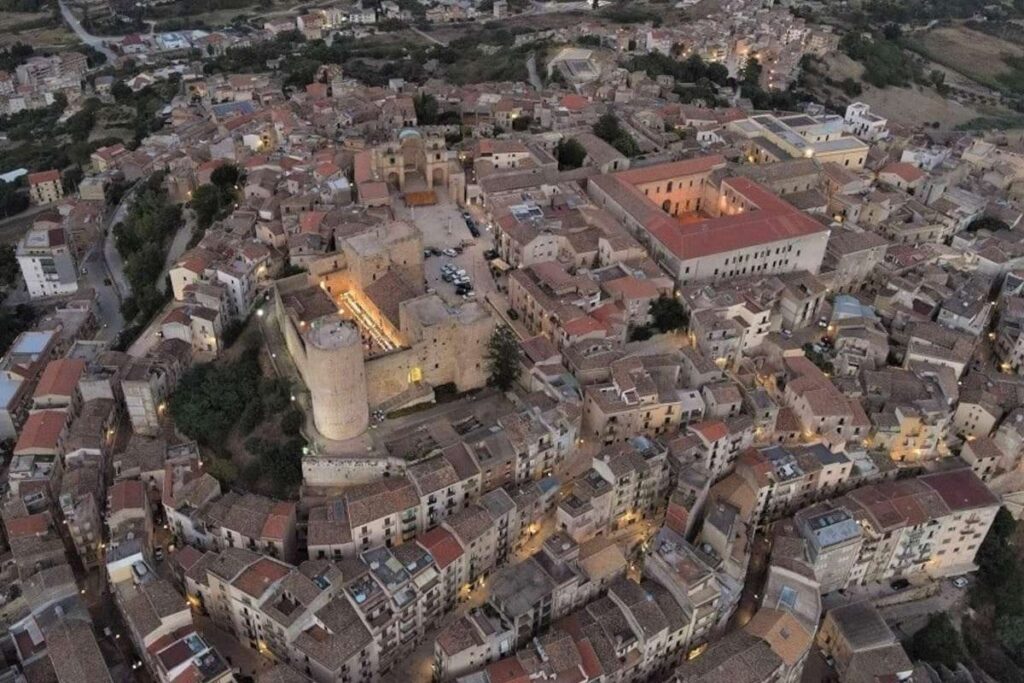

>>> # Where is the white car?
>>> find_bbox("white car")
[443,248,458,257]
[952,576,969,589]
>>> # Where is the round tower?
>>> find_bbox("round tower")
[303,319,369,441]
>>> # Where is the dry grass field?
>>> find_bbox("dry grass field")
[908,24,1024,89]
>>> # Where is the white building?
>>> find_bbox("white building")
[843,102,889,142]
[17,225,78,299]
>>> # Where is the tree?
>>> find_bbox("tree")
[593,112,622,143]
[210,163,241,191]
[556,138,587,170]
[908,613,966,669]
[170,346,262,448]
[592,112,639,158]
[486,324,520,391]
[281,409,303,435]
[62,166,84,195]
[511,115,532,131]
[649,295,688,333]
[997,615,1024,654]
[414,92,439,125]
[973,506,1017,602]
[0,180,28,218]
[191,184,224,230]
[0,246,18,287]
[629,325,653,341]
[741,56,762,86]
[967,216,1010,233]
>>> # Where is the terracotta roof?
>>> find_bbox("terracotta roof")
[613,155,725,186]
[27,169,60,185]
[559,94,589,111]
[416,526,464,569]
[109,479,146,514]
[33,359,85,400]
[691,420,728,442]
[14,410,66,453]
[744,607,812,667]
[260,502,295,541]
[920,468,1000,511]
[487,658,530,683]
[879,162,925,184]
[232,557,290,598]
[5,513,49,538]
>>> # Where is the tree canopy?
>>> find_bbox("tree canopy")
[486,324,521,391]
[593,113,640,158]
[908,613,967,669]
[170,345,262,448]
[650,295,689,333]
[556,138,587,170]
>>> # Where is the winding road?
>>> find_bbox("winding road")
[57,0,116,61]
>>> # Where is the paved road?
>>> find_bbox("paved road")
[57,0,116,61]
[104,190,134,301]
[526,52,543,91]
[158,211,193,294]
[82,245,125,342]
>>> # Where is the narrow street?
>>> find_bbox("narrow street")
[103,191,133,300]
[82,244,125,341]
[380,577,491,683]
[157,211,194,294]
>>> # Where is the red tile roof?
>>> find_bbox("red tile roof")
[614,155,725,186]
[648,178,827,261]
[28,169,60,185]
[690,420,727,442]
[595,159,829,262]
[921,468,1000,511]
[33,359,85,400]
[487,658,530,683]
[562,315,607,337]
[559,94,589,111]
[14,410,66,454]
[416,526,464,569]
[879,162,925,184]
[5,513,49,538]
[233,557,290,598]
[260,502,295,541]
[109,479,146,513]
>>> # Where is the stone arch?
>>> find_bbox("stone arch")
[431,166,446,189]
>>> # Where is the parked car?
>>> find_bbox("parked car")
[443,248,458,257]
[952,576,969,589]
